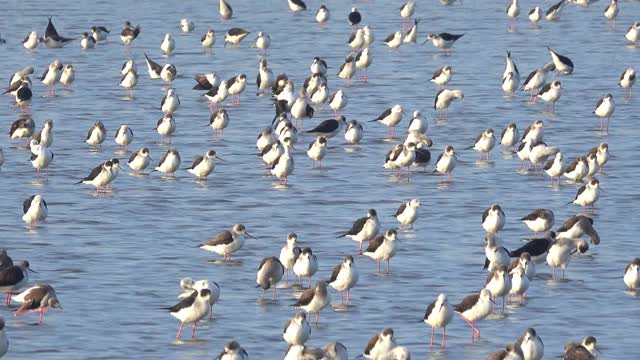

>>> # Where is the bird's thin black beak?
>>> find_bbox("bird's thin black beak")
[28,268,38,274]
[421,39,428,45]
[216,156,226,162]
[245,232,256,239]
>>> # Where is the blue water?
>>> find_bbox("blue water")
[0,0,639,358]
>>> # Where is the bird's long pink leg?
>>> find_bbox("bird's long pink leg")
[210,304,214,319]
[442,327,447,349]
[176,323,184,339]
[430,327,435,348]
[377,260,381,273]
[340,290,344,304]
[347,289,351,303]
[191,322,197,338]
[386,259,391,273]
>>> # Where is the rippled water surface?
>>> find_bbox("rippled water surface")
[1,0,639,358]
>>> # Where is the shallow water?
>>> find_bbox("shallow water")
[0,0,639,358]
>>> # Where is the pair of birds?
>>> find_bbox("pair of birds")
[166,278,220,339]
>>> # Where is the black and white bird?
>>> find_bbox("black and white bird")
[305,116,345,139]
[193,73,219,90]
[337,56,356,84]
[9,117,35,141]
[484,265,512,314]
[344,120,363,147]
[482,204,506,235]
[488,343,524,360]
[434,89,464,118]
[59,64,75,89]
[160,33,175,55]
[521,209,555,236]
[545,0,565,21]
[217,341,248,360]
[529,7,542,24]
[431,65,452,88]
[563,156,589,182]
[502,71,519,94]
[292,281,331,324]
[33,119,52,147]
[588,143,609,173]
[39,60,63,96]
[370,105,404,138]
[204,81,229,110]
[500,123,519,149]
[293,248,318,288]
[424,293,454,349]
[518,328,544,360]
[348,8,362,27]
[618,68,636,98]
[180,18,194,33]
[86,121,106,148]
[537,80,562,112]
[316,5,330,24]
[363,229,398,274]
[187,150,223,180]
[453,289,494,342]
[0,261,34,305]
[119,67,138,97]
[626,22,640,45]
[23,31,39,49]
[563,336,599,360]
[30,141,54,179]
[348,28,365,50]
[510,232,555,264]
[546,237,575,280]
[506,0,520,21]
[306,136,328,167]
[90,26,110,42]
[522,63,555,102]
[394,199,420,228]
[283,312,311,345]
[548,47,574,75]
[355,48,372,81]
[15,82,32,112]
[77,160,114,192]
[337,209,380,254]
[604,0,619,27]
[469,128,496,160]
[403,19,420,43]
[219,0,233,19]
[120,21,141,45]
[544,152,565,184]
[510,266,530,305]
[484,234,511,271]
[22,195,48,224]
[509,252,536,282]
[160,64,177,84]
[570,178,601,210]
[361,328,396,359]
[161,88,180,114]
[154,147,181,177]
[80,32,96,48]
[434,145,458,180]
[121,58,137,75]
[593,94,615,132]
[201,29,216,48]
[271,137,295,184]
[328,255,359,304]
[288,0,307,12]
[199,224,256,261]
[422,33,464,53]
[167,288,211,339]
[624,258,640,290]
[114,125,134,151]
[256,256,284,300]
[384,32,404,48]
[227,74,247,104]
[128,148,151,173]
[12,283,62,324]
[41,17,73,48]
[224,28,250,47]
[256,59,274,95]
[279,233,301,284]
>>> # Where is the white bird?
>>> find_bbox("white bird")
[77,160,114,192]
[348,29,365,50]
[521,209,555,236]
[528,7,542,24]
[91,26,110,42]
[283,312,311,345]
[434,89,464,118]
[33,119,53,148]
[154,148,181,177]
[624,258,640,290]
[484,234,511,272]
[500,123,519,148]
[208,109,230,142]
[424,293,454,349]
[355,48,372,81]
[310,83,329,108]
[586,153,600,178]
[338,209,379,254]
[593,94,615,132]
[292,281,331,324]
[279,233,301,283]
[363,229,398,274]
[167,289,211,339]
[161,88,180,114]
[201,29,216,48]
[199,224,256,261]
[470,128,496,160]
[315,5,330,23]
[119,67,138,97]
[127,147,151,173]
[120,21,141,45]
[453,289,494,341]
[293,248,318,287]
[39,60,63,96]
[224,28,250,47]
[483,204,506,235]
[160,33,175,55]
[537,81,562,113]
[502,72,519,94]
[187,150,223,180]
[161,64,177,84]
[227,74,247,105]
[22,195,48,224]
[363,26,375,48]
[203,81,229,110]
[114,125,134,151]
[80,32,96,48]
[288,0,307,12]
[400,0,415,19]
[548,47,574,75]
[59,64,75,89]
[509,266,530,304]
[563,156,589,182]
[370,104,404,138]
[571,178,602,210]
[256,256,284,299]
[588,143,609,172]
[546,237,574,280]
[510,253,536,281]
[529,141,559,172]
[337,56,356,84]
[506,0,520,20]
[394,199,421,228]
[121,59,137,76]
[380,347,411,360]
[422,33,464,53]
[11,283,63,324]
[604,0,618,27]
[328,255,359,304]
[522,63,555,102]
[256,59,274,95]
[545,0,565,21]
[256,127,276,152]
[180,19,194,33]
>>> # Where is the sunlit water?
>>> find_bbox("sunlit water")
[0,0,639,358]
